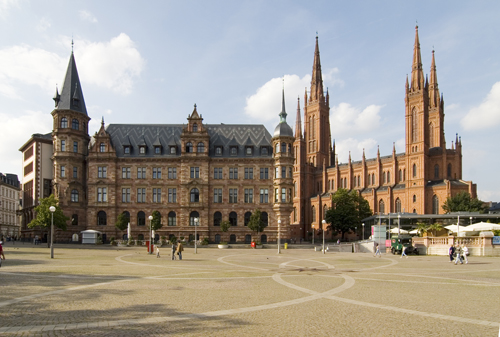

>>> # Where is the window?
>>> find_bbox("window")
[197,142,204,153]
[193,124,198,132]
[97,187,107,202]
[379,200,385,214]
[246,147,252,155]
[168,188,177,203]
[413,164,417,178]
[213,188,222,203]
[137,188,146,203]
[372,173,375,185]
[215,146,222,156]
[186,142,193,153]
[189,211,199,226]
[395,198,402,213]
[289,167,293,179]
[61,140,66,152]
[139,146,145,154]
[244,212,251,226]
[260,189,269,203]
[434,165,439,179]
[71,189,79,202]
[281,142,286,153]
[73,167,78,178]
[275,167,279,179]
[413,194,417,203]
[124,146,130,154]
[122,167,131,179]
[60,117,68,128]
[312,206,316,222]
[261,212,269,227]
[155,146,161,154]
[230,147,237,155]
[100,143,105,152]
[152,168,162,179]
[137,167,146,179]
[153,188,161,203]
[73,141,78,153]
[213,212,222,226]
[170,146,176,154]
[168,167,177,179]
[72,214,78,226]
[412,108,418,142]
[122,188,130,203]
[275,188,279,202]
[229,168,238,179]
[190,167,200,179]
[72,119,79,130]
[98,167,107,178]
[229,188,238,203]
[214,168,222,179]
[97,211,107,226]
[447,164,452,178]
[260,168,269,179]
[281,188,286,202]
[137,211,146,226]
[367,174,371,185]
[399,169,402,182]
[244,168,253,179]
[432,195,439,214]
[168,211,176,226]
[261,147,268,155]
[282,166,286,179]
[60,165,66,178]
[383,172,386,184]
[190,188,200,202]
[244,189,253,203]
[229,212,237,226]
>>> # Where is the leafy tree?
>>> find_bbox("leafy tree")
[115,212,129,231]
[150,210,163,231]
[442,192,486,213]
[325,189,372,240]
[248,209,266,235]
[427,223,443,236]
[416,222,428,237]
[28,194,69,246]
[220,220,231,233]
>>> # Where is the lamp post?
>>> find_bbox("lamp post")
[194,217,198,254]
[311,224,314,245]
[362,223,365,240]
[322,220,326,254]
[277,219,281,254]
[398,213,401,238]
[457,214,460,238]
[148,215,153,254]
[49,206,55,259]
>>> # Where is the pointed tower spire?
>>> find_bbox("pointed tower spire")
[279,79,287,123]
[294,97,302,138]
[56,52,87,115]
[53,85,60,107]
[405,74,409,93]
[310,35,324,102]
[411,25,424,91]
[429,50,440,108]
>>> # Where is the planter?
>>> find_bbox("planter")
[255,245,263,249]
[218,244,229,249]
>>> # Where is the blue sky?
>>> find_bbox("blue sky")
[1,1,499,202]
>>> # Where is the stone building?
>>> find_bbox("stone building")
[18,27,476,243]
[0,173,21,238]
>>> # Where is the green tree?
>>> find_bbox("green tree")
[442,192,486,213]
[220,220,231,233]
[325,189,372,240]
[248,209,266,235]
[150,210,163,231]
[416,222,428,237]
[427,223,443,236]
[28,194,69,246]
[115,212,129,231]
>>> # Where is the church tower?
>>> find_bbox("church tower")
[51,49,91,232]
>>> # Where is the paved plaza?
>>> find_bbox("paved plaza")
[0,243,499,336]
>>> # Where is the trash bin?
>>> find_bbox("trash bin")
[251,241,256,248]
[284,243,288,249]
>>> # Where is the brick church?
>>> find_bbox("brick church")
[19,27,476,243]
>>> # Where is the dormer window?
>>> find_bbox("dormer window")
[170,146,176,154]
[245,146,253,156]
[100,143,106,152]
[186,142,193,153]
[139,146,146,154]
[261,147,268,156]
[215,146,222,156]
[154,146,161,154]
[193,124,198,132]
[230,146,237,156]
[124,146,130,154]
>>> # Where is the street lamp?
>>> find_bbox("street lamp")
[311,224,315,245]
[362,223,365,240]
[322,220,326,254]
[194,217,198,254]
[148,215,153,254]
[277,219,281,254]
[398,213,401,238]
[457,214,460,238]
[49,206,55,259]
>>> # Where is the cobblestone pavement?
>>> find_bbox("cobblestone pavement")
[1,243,499,336]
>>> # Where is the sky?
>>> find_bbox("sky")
[0,0,499,202]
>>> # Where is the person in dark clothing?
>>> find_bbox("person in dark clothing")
[449,244,455,262]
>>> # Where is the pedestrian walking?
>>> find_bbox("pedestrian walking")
[401,245,408,258]
[462,244,469,264]
[454,244,463,264]
[156,245,160,258]
[374,243,381,257]
[171,242,177,260]
[0,241,5,267]
[448,244,455,262]
[176,242,184,260]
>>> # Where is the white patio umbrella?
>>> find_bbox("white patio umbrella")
[409,229,419,234]
[444,224,460,233]
[463,222,500,232]
[389,227,409,234]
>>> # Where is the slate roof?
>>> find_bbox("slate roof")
[54,53,87,116]
[105,123,273,158]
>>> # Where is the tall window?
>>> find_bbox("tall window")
[168,211,176,226]
[412,108,418,142]
[122,188,130,203]
[214,168,222,179]
[137,211,145,226]
[100,143,105,152]
[73,167,78,178]
[379,200,385,214]
[244,168,253,179]
[152,168,162,179]
[244,188,253,203]
[197,142,204,153]
[71,189,79,202]
[193,124,198,132]
[413,164,417,178]
[447,164,452,178]
[61,140,66,152]
[60,165,65,178]
[387,171,390,183]
[413,194,417,203]
[429,123,434,147]
[190,188,199,202]
[432,195,439,214]
[61,117,68,128]
[261,212,268,227]
[213,212,222,226]
[395,198,401,213]
[72,119,79,130]
[168,167,177,179]
[190,167,200,179]
[168,188,177,203]
[260,188,269,203]
[434,165,439,179]
[367,174,371,185]
[213,188,222,203]
[372,173,375,185]
[137,167,146,179]
[137,188,146,203]
[97,211,106,226]
[281,188,286,202]
[73,141,78,153]
[186,142,193,153]
[229,168,238,179]
[97,187,107,202]
[399,169,402,182]
[244,212,252,226]
[189,211,199,226]
[229,188,238,203]
[153,188,161,203]
[98,167,107,178]
[229,212,237,226]
[122,167,131,179]
[312,206,316,223]
[281,142,286,153]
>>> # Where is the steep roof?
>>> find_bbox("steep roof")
[54,52,87,115]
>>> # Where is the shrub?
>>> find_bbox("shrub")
[201,237,209,245]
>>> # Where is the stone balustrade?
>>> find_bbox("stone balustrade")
[412,235,500,256]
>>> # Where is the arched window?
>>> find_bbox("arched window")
[367,174,371,185]
[214,234,221,244]
[312,206,316,222]
[372,173,375,185]
[379,200,385,214]
[447,163,452,178]
[214,212,222,226]
[244,211,251,226]
[97,211,107,226]
[100,143,105,152]
[395,198,401,213]
[432,195,439,214]
[399,169,402,182]
[261,212,268,227]
[413,195,417,203]
[293,207,297,222]
[412,108,418,142]
[137,211,145,226]
[72,214,78,226]
[72,119,79,130]
[229,211,237,226]
[434,164,439,179]
[429,123,434,147]
[193,123,198,132]
[190,188,199,202]
[244,234,251,244]
[186,142,193,153]
[71,189,79,202]
[275,143,279,153]
[189,211,199,226]
[387,171,390,183]
[168,211,176,226]
[61,117,68,128]
[281,142,286,153]
[413,164,417,178]
[357,176,360,187]
[197,142,204,153]
[383,172,386,184]
[230,234,236,243]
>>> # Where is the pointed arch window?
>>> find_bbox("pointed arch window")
[395,198,401,213]
[412,108,418,142]
[379,200,385,214]
[434,164,439,179]
[413,164,417,178]
[447,164,452,178]
[432,195,439,214]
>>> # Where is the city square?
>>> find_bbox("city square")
[1,244,499,336]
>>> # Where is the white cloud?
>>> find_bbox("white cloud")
[36,17,51,31]
[79,10,97,23]
[335,137,377,163]
[461,81,500,130]
[0,0,20,19]
[330,102,382,138]
[323,67,344,88]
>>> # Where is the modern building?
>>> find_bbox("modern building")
[18,27,476,243]
[0,172,21,238]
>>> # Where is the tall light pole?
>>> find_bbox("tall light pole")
[457,214,460,238]
[277,219,281,254]
[321,220,326,254]
[311,224,314,245]
[398,213,401,238]
[194,217,198,254]
[49,206,55,259]
[362,223,365,240]
[148,215,153,254]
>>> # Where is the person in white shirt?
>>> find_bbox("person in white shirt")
[462,245,469,264]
